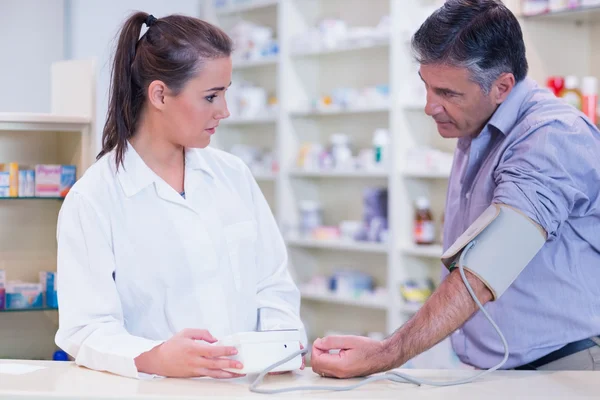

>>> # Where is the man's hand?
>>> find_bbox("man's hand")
[311,269,493,379]
[310,335,393,379]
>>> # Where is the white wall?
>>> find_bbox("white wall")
[0,0,65,113]
[65,0,203,154]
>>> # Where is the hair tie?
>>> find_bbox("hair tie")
[145,14,157,27]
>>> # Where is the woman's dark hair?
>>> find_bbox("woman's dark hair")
[412,0,528,94]
[98,12,233,168]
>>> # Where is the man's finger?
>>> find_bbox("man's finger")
[314,335,355,351]
[311,351,344,372]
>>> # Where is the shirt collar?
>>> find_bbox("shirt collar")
[487,77,536,136]
[117,144,215,197]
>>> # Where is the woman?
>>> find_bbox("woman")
[55,12,305,379]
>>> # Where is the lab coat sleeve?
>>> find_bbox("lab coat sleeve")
[55,192,164,378]
[492,119,594,239]
[246,170,307,345]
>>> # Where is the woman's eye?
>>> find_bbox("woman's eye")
[205,94,217,103]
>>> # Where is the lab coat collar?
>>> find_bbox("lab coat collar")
[117,144,215,198]
[184,148,216,179]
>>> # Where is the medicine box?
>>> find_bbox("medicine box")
[18,170,35,197]
[39,271,58,308]
[0,270,5,310]
[35,165,76,198]
[0,171,9,198]
[60,165,76,197]
[6,282,43,309]
[35,165,62,197]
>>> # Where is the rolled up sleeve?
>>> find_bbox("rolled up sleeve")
[492,120,592,239]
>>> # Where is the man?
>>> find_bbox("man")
[311,0,600,377]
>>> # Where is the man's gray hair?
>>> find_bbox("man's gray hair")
[412,0,528,94]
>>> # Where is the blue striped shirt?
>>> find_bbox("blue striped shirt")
[443,77,600,369]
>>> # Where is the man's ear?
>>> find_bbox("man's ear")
[147,80,168,110]
[492,73,516,105]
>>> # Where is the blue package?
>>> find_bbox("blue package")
[60,165,76,197]
[6,283,43,309]
[40,271,58,308]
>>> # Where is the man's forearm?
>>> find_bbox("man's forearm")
[383,269,493,369]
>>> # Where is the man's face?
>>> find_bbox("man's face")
[419,64,498,138]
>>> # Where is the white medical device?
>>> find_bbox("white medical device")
[247,203,548,395]
[213,330,303,375]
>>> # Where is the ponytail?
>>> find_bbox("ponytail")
[98,11,148,168]
[97,11,233,169]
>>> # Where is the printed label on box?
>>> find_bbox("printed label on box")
[6,282,43,309]
[35,165,61,197]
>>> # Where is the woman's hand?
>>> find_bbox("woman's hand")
[135,329,245,378]
[268,342,306,375]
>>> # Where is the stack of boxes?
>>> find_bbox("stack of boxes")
[0,163,76,198]
[0,270,57,310]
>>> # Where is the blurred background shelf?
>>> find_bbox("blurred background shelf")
[290,104,390,117]
[402,170,451,179]
[300,291,388,310]
[286,235,389,254]
[291,39,390,57]
[523,6,600,23]
[0,307,58,313]
[220,115,277,125]
[233,55,279,69]
[290,169,389,179]
[215,0,279,15]
[0,197,65,201]
[400,244,444,259]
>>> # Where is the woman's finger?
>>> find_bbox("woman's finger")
[194,368,245,379]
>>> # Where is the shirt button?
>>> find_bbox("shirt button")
[465,192,470,199]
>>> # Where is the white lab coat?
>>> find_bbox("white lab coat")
[55,144,305,378]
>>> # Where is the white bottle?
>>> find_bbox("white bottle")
[330,134,353,170]
[373,128,390,168]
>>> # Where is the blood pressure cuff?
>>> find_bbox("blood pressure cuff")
[441,204,547,300]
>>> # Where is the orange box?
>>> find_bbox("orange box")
[7,162,18,197]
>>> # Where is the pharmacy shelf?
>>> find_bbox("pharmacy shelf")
[523,6,600,23]
[286,235,389,254]
[215,0,279,15]
[221,115,277,126]
[402,170,450,179]
[291,39,390,57]
[290,104,390,117]
[300,290,388,310]
[290,169,389,179]
[205,0,451,344]
[0,60,95,361]
[0,307,58,313]
[401,302,423,314]
[0,197,65,201]
[233,55,279,69]
[253,171,277,181]
[402,101,426,111]
[0,112,91,132]
[400,244,443,259]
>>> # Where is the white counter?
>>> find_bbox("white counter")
[0,360,598,399]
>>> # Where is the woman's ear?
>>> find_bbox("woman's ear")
[147,80,168,110]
